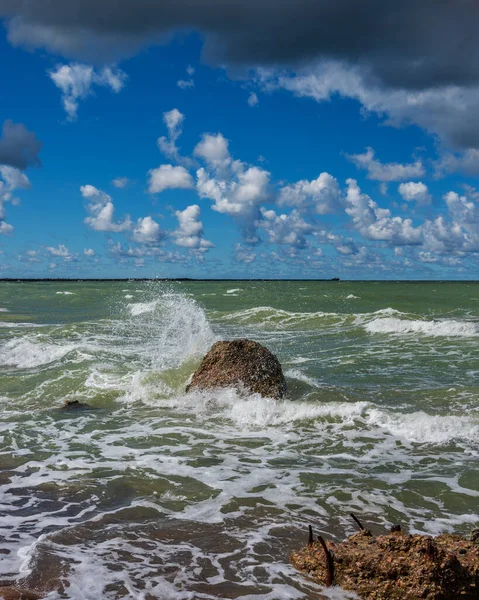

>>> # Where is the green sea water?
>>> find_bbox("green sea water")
[0,281,478,599]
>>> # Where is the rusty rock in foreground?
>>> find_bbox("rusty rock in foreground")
[291,528,479,600]
[186,339,287,399]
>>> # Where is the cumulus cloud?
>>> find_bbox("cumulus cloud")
[247,92,259,107]
[194,133,231,169]
[0,120,42,170]
[346,147,424,182]
[234,243,256,263]
[84,248,95,256]
[131,216,163,244]
[434,149,479,177]
[0,165,31,234]
[278,172,342,214]
[156,109,195,168]
[81,184,131,232]
[421,189,479,255]
[398,182,431,206]
[259,61,479,158]
[46,244,76,261]
[177,65,195,89]
[49,63,127,120]
[148,164,194,194]
[173,204,214,251]
[112,177,129,188]
[345,178,422,245]
[258,208,313,248]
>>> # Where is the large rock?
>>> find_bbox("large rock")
[186,339,286,399]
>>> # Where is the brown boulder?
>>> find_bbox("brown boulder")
[186,339,286,399]
[0,588,42,600]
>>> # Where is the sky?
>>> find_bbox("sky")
[0,1,479,279]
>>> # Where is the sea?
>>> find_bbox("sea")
[0,280,478,599]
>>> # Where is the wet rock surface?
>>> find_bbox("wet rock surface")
[186,339,287,399]
[291,528,479,599]
[0,585,42,599]
[60,400,92,411]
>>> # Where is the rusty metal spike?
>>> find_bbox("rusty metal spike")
[317,535,334,587]
[350,512,365,531]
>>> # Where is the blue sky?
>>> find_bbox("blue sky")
[0,3,478,279]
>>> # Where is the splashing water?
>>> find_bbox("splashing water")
[0,280,478,599]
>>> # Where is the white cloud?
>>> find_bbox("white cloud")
[258,208,313,248]
[84,248,95,256]
[259,60,479,167]
[49,63,127,120]
[177,79,194,89]
[157,108,195,167]
[420,189,479,255]
[177,65,195,89]
[278,172,342,214]
[46,244,76,261]
[345,178,422,245]
[148,164,194,194]
[81,185,131,232]
[0,165,31,235]
[0,221,13,235]
[248,92,259,107]
[194,133,231,169]
[434,149,479,177]
[346,147,424,182]
[131,216,163,244]
[173,204,214,251]
[398,182,431,206]
[196,163,270,242]
[112,177,130,188]
[234,243,256,263]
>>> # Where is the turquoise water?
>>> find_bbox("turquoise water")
[0,281,478,599]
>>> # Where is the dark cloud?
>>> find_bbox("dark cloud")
[0,120,42,170]
[0,0,478,90]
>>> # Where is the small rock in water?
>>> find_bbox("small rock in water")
[60,400,91,411]
[186,339,287,399]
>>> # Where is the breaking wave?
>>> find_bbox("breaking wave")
[364,317,478,337]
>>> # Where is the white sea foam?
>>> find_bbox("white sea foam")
[364,317,478,337]
[0,307,9,312]
[226,288,242,294]
[1,286,478,598]
[128,300,158,315]
[0,337,77,369]
[346,294,360,299]
[56,291,75,295]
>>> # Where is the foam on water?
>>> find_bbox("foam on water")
[364,316,478,337]
[128,300,159,315]
[0,336,78,369]
[1,283,478,599]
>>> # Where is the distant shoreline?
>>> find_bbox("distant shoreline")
[0,278,477,283]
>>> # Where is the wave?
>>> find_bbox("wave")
[364,317,478,337]
[155,389,479,446]
[218,305,404,329]
[56,291,75,295]
[0,337,77,369]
